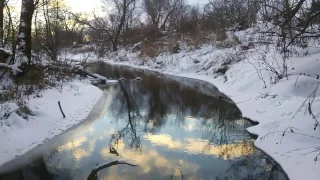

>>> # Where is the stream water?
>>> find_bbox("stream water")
[0,63,287,180]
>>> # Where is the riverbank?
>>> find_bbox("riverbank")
[101,40,320,179]
[0,80,103,168]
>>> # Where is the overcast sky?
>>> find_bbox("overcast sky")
[187,0,209,5]
[10,0,209,14]
[66,0,209,13]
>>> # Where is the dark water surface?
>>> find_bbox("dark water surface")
[0,63,287,180]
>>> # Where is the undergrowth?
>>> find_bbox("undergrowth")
[0,60,75,123]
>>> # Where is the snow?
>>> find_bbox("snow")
[135,77,142,81]
[0,63,22,74]
[79,28,320,179]
[18,33,25,39]
[0,48,12,55]
[107,79,119,83]
[92,73,108,81]
[0,47,21,73]
[0,80,103,168]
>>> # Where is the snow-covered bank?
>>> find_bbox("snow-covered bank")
[0,80,103,168]
[97,37,320,179]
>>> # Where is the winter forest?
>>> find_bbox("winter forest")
[0,0,320,179]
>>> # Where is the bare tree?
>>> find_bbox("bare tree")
[169,4,200,34]
[4,1,19,52]
[143,0,183,30]
[261,0,320,46]
[258,0,320,81]
[205,0,260,31]
[77,0,136,51]
[34,0,80,60]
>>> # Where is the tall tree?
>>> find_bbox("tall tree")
[107,0,136,51]
[0,0,6,47]
[15,0,39,70]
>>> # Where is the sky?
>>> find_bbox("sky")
[66,0,209,13]
[8,0,209,15]
[187,0,209,5]
[66,0,102,13]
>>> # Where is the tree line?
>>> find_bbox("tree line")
[0,0,320,74]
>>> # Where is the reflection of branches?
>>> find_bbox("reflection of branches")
[0,157,56,180]
[145,82,169,133]
[202,108,248,150]
[110,118,141,151]
[104,65,244,159]
[119,81,141,119]
[221,151,287,180]
[110,81,142,153]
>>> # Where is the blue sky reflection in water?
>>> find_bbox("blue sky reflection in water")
[0,64,287,180]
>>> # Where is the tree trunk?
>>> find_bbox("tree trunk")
[0,0,4,47]
[112,42,118,51]
[16,0,35,68]
[112,0,128,52]
[161,9,176,31]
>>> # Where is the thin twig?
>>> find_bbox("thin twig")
[286,146,320,153]
[58,101,66,118]
[262,131,320,141]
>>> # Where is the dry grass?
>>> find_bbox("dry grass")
[139,40,160,58]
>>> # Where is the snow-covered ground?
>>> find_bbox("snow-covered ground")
[74,28,320,179]
[0,80,103,168]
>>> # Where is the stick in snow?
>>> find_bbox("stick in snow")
[87,160,138,180]
[58,101,66,118]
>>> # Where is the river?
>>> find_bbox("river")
[0,63,287,180]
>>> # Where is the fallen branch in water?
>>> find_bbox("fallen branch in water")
[87,160,138,180]
[179,169,184,180]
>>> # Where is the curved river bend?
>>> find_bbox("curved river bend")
[0,63,287,180]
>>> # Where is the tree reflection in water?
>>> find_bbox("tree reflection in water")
[107,76,241,153]
[0,157,54,180]
[98,64,286,180]
[109,81,142,153]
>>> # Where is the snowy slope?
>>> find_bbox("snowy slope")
[0,80,103,168]
[92,29,320,179]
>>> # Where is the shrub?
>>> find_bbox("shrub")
[139,40,160,58]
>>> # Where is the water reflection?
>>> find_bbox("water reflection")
[0,64,286,180]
